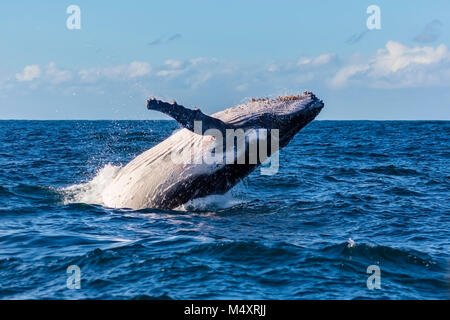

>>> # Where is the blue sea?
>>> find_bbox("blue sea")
[0,120,448,299]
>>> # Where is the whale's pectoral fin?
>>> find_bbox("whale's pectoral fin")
[147,97,234,135]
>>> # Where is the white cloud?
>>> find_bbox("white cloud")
[156,57,218,81]
[298,53,336,66]
[331,64,369,87]
[13,43,448,98]
[164,59,184,69]
[370,41,448,75]
[189,57,218,66]
[46,62,72,84]
[331,41,450,88]
[78,68,101,82]
[187,72,213,89]
[16,65,41,82]
[127,61,151,78]
[11,55,333,94]
[156,69,184,77]
[235,83,248,91]
[267,64,279,72]
[262,53,336,79]
[79,61,151,82]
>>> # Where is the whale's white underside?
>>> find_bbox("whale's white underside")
[102,128,219,210]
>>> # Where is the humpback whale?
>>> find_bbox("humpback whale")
[102,91,324,210]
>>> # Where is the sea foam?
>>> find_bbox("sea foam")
[61,164,122,206]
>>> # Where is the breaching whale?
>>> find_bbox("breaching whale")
[102,91,324,210]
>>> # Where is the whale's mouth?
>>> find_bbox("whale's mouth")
[278,91,324,124]
[303,97,324,115]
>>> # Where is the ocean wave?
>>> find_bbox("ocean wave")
[361,165,420,176]
[6,184,60,204]
[321,241,440,270]
[13,184,54,195]
[0,186,13,197]
[386,187,424,197]
[185,241,300,263]
[323,175,343,182]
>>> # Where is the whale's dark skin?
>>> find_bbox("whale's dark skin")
[102,91,324,210]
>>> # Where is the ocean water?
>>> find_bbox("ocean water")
[0,120,448,300]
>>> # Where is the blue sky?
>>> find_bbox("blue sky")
[1,0,449,119]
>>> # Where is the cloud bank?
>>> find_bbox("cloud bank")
[7,41,450,100]
[16,65,41,82]
[331,41,450,88]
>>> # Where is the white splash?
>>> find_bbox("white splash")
[347,238,356,248]
[60,163,244,211]
[61,164,122,206]
[176,191,244,211]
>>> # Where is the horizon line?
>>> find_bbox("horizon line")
[0,119,449,121]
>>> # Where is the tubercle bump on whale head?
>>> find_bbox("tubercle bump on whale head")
[249,90,317,103]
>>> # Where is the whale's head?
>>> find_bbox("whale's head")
[213,91,324,147]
